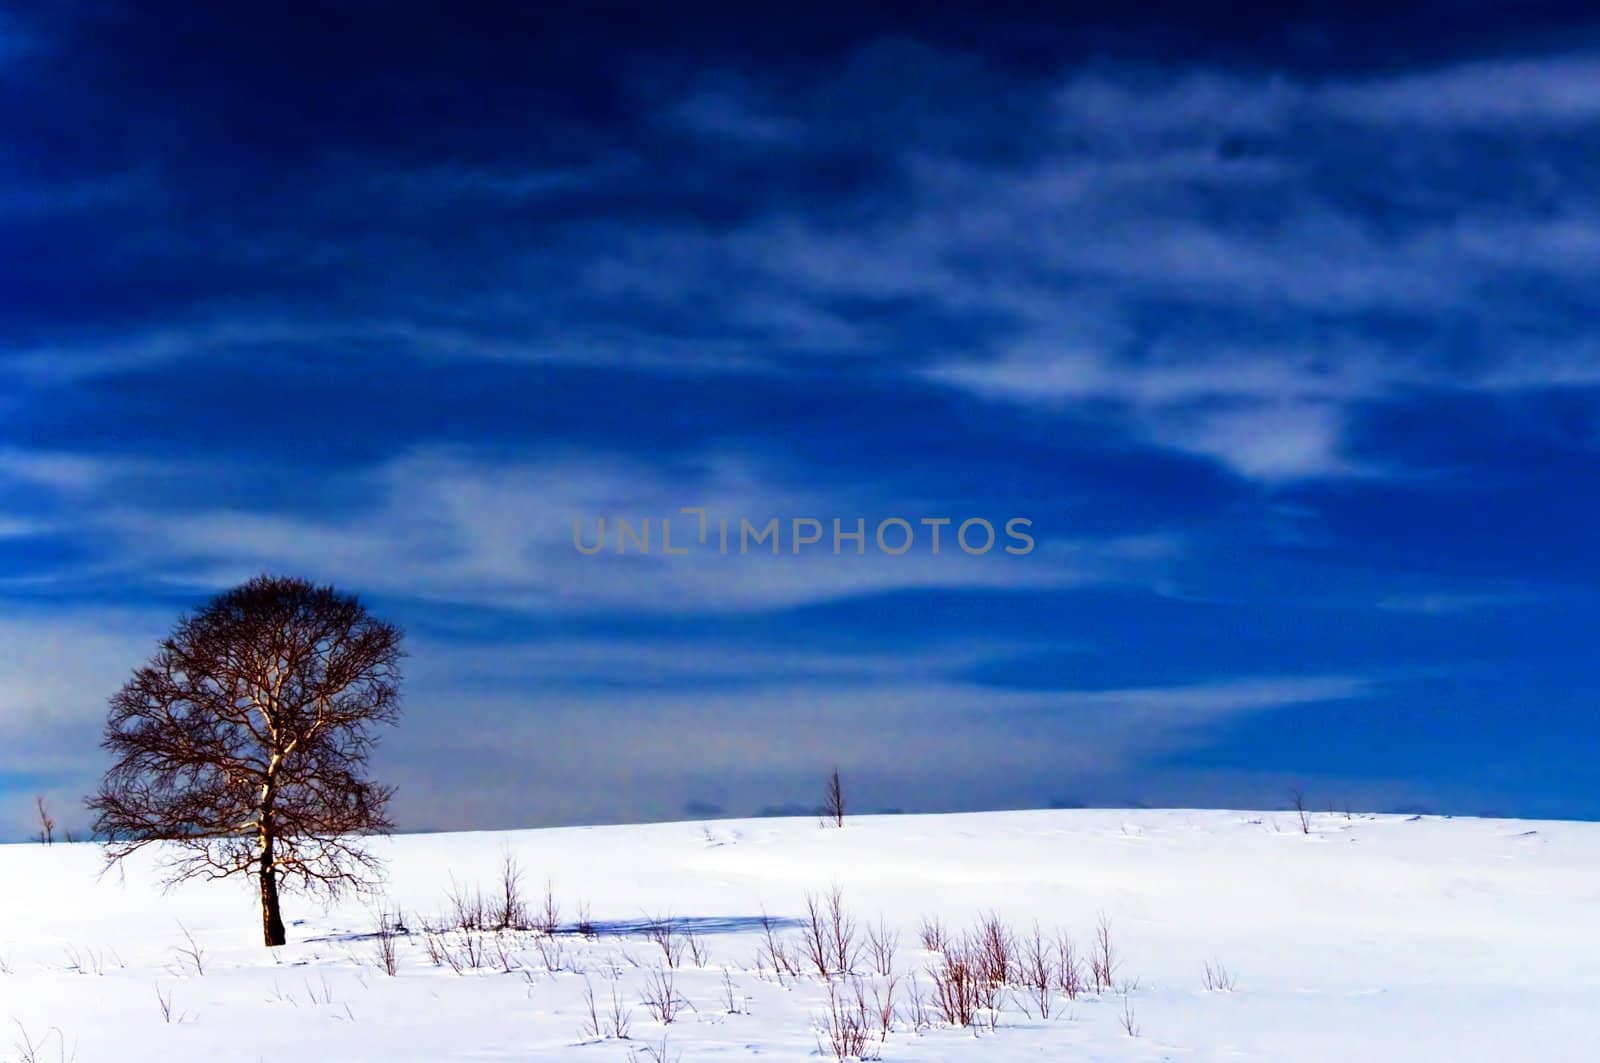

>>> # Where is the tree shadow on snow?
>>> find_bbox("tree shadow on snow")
[304,912,806,944]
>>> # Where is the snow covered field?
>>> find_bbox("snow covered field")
[3,808,1598,1061]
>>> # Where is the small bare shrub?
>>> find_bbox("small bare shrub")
[871,975,898,1039]
[423,930,452,971]
[493,933,519,974]
[1089,914,1117,993]
[303,972,338,1006]
[801,892,833,976]
[814,977,880,1061]
[606,980,633,1037]
[757,911,800,980]
[641,967,687,1024]
[930,943,981,1027]
[721,969,746,1014]
[900,971,932,1033]
[973,912,1015,987]
[1055,930,1083,1000]
[829,890,862,975]
[154,983,183,1023]
[866,916,898,977]
[1018,922,1057,1019]
[446,876,488,931]
[534,880,561,934]
[581,977,604,1039]
[173,923,206,976]
[427,930,487,973]
[646,915,686,969]
[1203,958,1236,992]
[11,1021,75,1063]
[494,847,530,931]
[628,1035,681,1063]
[1119,995,1140,1037]
[801,886,860,977]
[917,915,946,953]
[372,908,400,976]
[532,932,565,972]
[459,932,486,970]
[62,946,104,976]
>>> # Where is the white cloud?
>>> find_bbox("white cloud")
[1377,590,1533,615]
[406,635,1041,689]
[926,346,1381,482]
[1053,55,1600,135]
[1152,401,1355,482]
[0,515,47,538]
[1320,56,1600,128]
[7,447,1177,612]
[10,50,1600,492]
[0,447,123,492]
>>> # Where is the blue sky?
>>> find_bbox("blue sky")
[4,3,1600,836]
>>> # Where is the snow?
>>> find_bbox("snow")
[3,808,1599,1061]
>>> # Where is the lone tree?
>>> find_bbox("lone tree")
[823,766,845,828]
[88,575,404,946]
[35,795,55,845]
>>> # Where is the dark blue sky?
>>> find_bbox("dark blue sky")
[4,2,1600,835]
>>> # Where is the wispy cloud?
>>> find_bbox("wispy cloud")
[378,668,1372,830]
[6,50,1600,491]
[1055,57,1600,133]
[1377,590,1536,615]
[1320,55,1600,127]
[927,354,1386,481]
[1157,402,1353,482]
[4,447,1178,612]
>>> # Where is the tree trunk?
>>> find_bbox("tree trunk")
[259,834,286,947]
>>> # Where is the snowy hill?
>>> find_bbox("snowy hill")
[3,808,1598,1061]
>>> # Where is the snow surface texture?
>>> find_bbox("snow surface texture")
[2,809,1598,1061]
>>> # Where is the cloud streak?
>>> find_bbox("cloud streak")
[2,446,1177,612]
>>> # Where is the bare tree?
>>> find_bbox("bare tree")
[35,796,55,846]
[87,575,404,946]
[1290,788,1310,834]
[823,766,845,828]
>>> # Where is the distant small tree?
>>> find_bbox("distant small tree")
[1290,788,1310,834]
[87,575,404,946]
[35,795,55,846]
[823,767,845,828]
